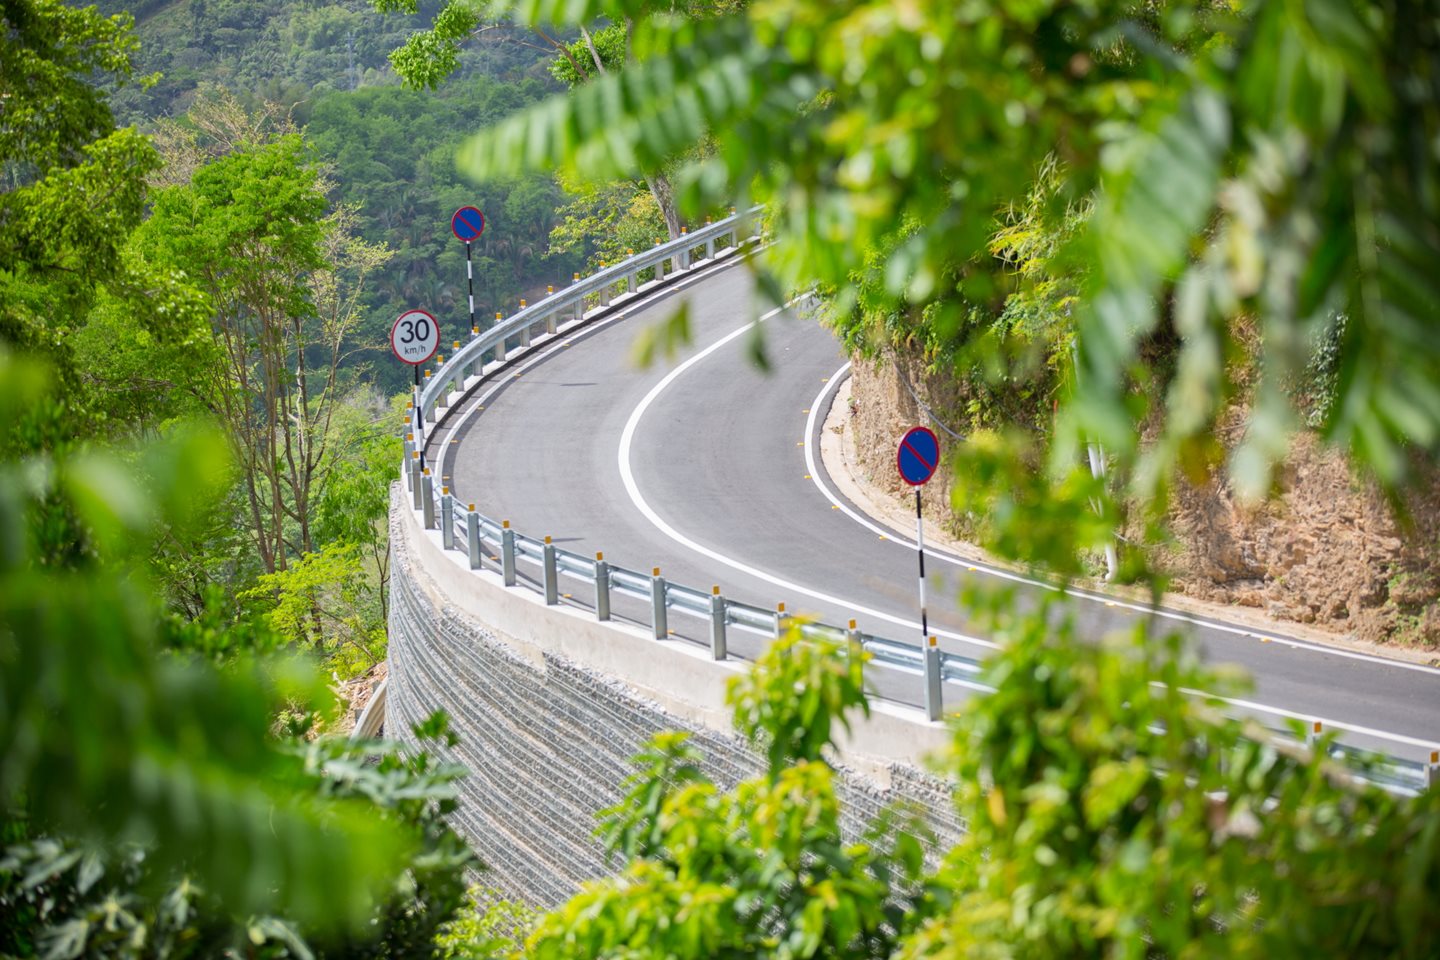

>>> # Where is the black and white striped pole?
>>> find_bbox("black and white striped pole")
[451,205,486,373]
[897,426,943,721]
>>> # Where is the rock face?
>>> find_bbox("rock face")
[846,356,1440,649]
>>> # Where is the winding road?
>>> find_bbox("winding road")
[431,260,1440,767]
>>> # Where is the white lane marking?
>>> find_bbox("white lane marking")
[805,365,1440,678]
[618,313,1001,655]
[436,261,748,464]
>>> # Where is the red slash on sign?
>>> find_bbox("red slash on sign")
[897,426,940,486]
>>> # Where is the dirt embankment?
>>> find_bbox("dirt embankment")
[844,354,1440,650]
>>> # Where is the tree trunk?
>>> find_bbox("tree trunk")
[581,22,682,240]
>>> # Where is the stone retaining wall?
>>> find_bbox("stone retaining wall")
[387,485,964,907]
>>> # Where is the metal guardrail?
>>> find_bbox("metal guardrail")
[413,210,757,427]
[398,219,1439,797]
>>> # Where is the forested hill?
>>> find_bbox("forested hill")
[98,0,546,122]
[101,0,586,394]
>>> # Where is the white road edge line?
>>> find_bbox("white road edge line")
[806,364,1440,678]
[803,364,1440,751]
[619,309,1004,655]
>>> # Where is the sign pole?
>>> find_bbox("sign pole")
[392,307,441,474]
[465,240,476,332]
[414,364,425,471]
[896,425,942,721]
[915,488,927,640]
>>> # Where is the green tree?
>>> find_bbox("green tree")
[1,5,461,943]
[135,135,392,577]
[527,632,929,959]
[1,713,479,959]
[453,0,1440,518]
[520,615,1440,959]
[373,0,748,241]
[0,350,416,929]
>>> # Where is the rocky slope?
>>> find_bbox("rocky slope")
[845,354,1440,650]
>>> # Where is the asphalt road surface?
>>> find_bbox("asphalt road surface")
[434,261,1440,768]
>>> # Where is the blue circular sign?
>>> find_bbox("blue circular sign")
[451,206,485,242]
[896,426,940,486]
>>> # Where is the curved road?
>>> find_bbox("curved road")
[434,262,1440,765]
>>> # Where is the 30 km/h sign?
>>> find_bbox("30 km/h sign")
[451,206,485,242]
[896,426,940,486]
[391,308,440,365]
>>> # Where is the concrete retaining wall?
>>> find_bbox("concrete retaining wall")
[388,485,964,907]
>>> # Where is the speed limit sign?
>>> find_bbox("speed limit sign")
[390,308,440,365]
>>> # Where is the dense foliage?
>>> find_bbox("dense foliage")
[0,4,488,955]
[455,0,1440,545]
[0,715,476,959]
[520,617,1440,959]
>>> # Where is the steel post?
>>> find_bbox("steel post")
[546,311,557,335]
[421,472,436,530]
[1428,751,1439,791]
[542,537,558,605]
[441,492,454,549]
[709,587,726,660]
[410,454,422,509]
[466,508,481,570]
[774,602,788,639]
[846,619,864,675]
[651,567,668,640]
[923,636,942,721]
[501,522,516,587]
[595,554,611,621]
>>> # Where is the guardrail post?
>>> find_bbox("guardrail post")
[651,567,667,640]
[520,323,531,349]
[421,470,436,530]
[494,312,507,362]
[924,636,942,721]
[572,273,582,321]
[774,602,788,639]
[468,325,480,378]
[410,453,422,509]
[1428,751,1439,791]
[595,553,611,621]
[441,490,454,549]
[599,282,611,307]
[705,233,715,260]
[709,586,726,660]
[1307,720,1322,751]
[466,505,481,570]
[542,536,558,605]
[679,227,690,269]
[627,251,638,295]
[501,521,516,586]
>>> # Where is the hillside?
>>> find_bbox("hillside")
[101,0,584,394]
